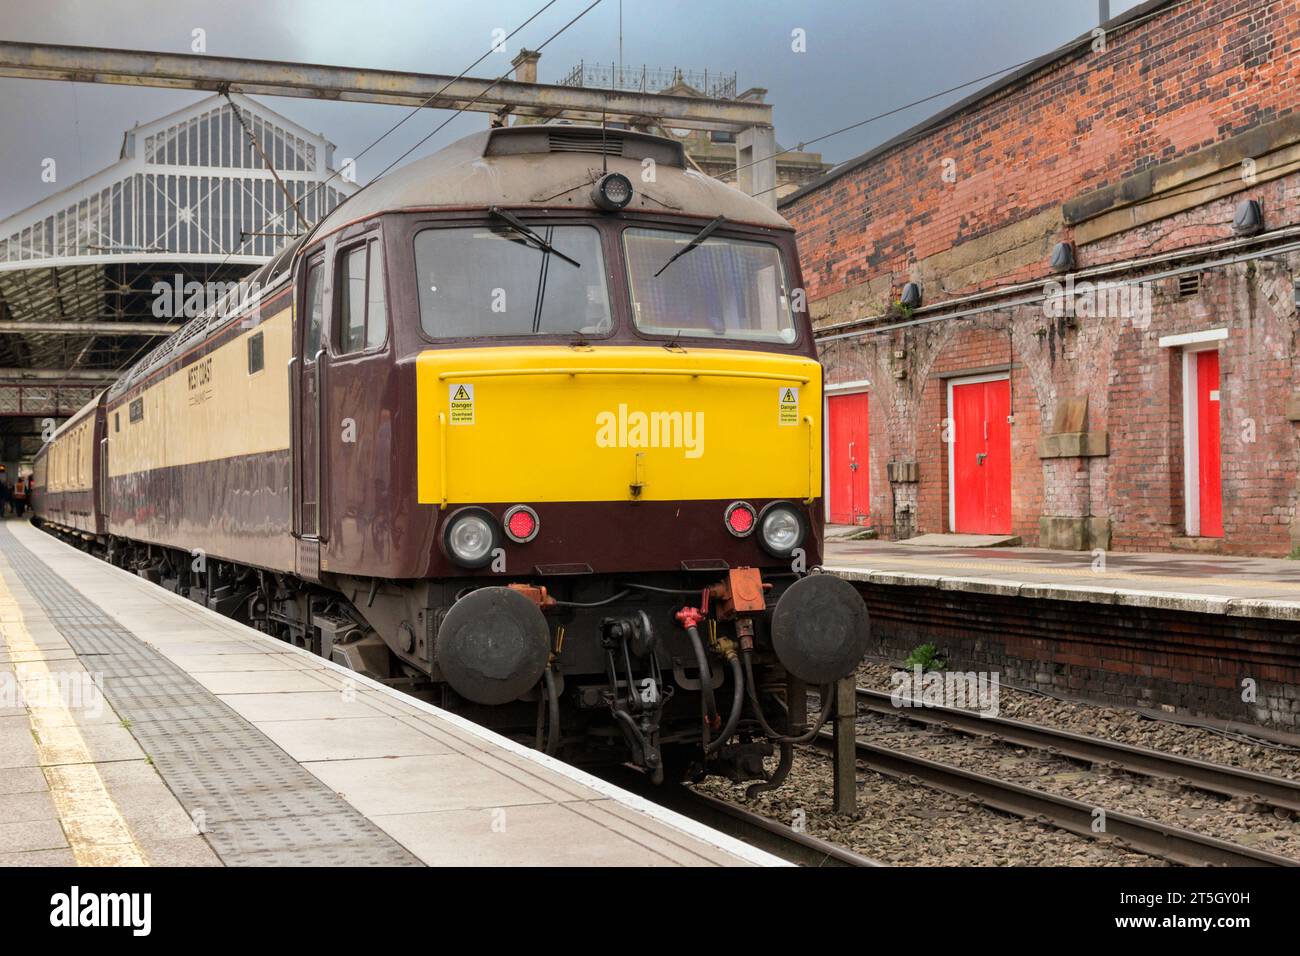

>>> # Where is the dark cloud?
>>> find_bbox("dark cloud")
[0,0,1140,218]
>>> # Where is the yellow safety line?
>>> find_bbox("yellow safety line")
[828,553,1300,595]
[0,565,147,866]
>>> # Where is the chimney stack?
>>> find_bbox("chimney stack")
[511,49,540,84]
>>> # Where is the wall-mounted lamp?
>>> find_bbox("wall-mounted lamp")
[1232,199,1263,236]
[1049,241,1075,273]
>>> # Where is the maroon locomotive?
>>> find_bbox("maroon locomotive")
[32,125,869,788]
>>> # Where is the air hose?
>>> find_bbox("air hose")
[541,667,561,756]
[742,648,834,744]
[705,653,745,755]
[683,622,721,745]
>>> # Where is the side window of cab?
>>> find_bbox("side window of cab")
[334,238,388,355]
[303,257,325,361]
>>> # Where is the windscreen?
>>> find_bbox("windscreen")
[623,227,797,344]
[415,224,611,338]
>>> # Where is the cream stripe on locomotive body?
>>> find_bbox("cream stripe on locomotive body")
[30,125,870,789]
[102,301,296,573]
[107,309,292,474]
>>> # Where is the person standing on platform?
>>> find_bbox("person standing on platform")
[12,474,27,517]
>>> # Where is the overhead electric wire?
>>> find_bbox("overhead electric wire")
[225,0,564,253]
[109,0,599,378]
[366,0,606,182]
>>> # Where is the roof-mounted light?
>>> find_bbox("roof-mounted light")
[592,172,633,211]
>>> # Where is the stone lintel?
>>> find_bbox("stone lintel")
[1037,431,1109,458]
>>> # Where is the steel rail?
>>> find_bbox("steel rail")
[659,786,882,868]
[810,731,1297,867]
[857,686,1300,813]
[601,770,880,867]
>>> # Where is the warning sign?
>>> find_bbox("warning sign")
[778,386,799,426]
[449,383,475,425]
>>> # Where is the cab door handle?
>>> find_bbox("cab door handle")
[976,452,987,465]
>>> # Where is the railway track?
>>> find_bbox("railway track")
[604,770,880,867]
[666,787,881,867]
[804,686,1300,867]
[856,686,1300,813]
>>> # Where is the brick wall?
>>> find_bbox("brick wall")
[854,580,1300,731]
[787,0,1300,308]
[790,0,1300,554]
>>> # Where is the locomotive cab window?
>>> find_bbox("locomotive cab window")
[335,239,387,354]
[623,227,798,344]
[415,224,611,339]
[303,259,325,360]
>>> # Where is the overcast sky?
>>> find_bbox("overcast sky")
[0,0,1142,218]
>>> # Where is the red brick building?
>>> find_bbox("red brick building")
[784,0,1300,555]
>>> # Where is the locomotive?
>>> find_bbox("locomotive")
[31,124,869,789]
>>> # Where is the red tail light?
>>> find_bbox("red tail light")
[504,505,540,543]
[724,501,756,537]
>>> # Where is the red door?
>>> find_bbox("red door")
[828,393,870,525]
[1196,350,1223,537]
[951,378,1012,534]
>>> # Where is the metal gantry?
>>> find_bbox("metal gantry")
[0,39,778,450]
[0,41,772,133]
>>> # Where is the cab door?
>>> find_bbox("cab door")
[293,255,326,578]
[320,232,393,573]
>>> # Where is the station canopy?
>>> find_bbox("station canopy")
[0,92,356,458]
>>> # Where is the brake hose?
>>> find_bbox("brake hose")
[542,667,561,756]
[684,624,720,743]
[705,654,745,755]
[742,648,834,744]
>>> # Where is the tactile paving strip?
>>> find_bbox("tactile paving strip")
[0,524,421,867]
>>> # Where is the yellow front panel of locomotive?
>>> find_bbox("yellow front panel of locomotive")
[415,346,822,505]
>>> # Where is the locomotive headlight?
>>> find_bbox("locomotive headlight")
[442,508,500,568]
[591,172,633,211]
[758,502,806,558]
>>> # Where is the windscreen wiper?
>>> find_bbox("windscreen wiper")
[654,215,725,277]
[488,206,581,268]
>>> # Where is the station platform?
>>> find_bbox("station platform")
[823,538,1300,734]
[825,539,1300,621]
[0,519,780,868]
